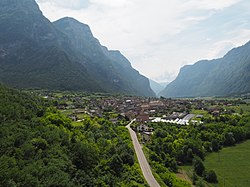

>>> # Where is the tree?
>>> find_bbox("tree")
[211,139,219,152]
[240,108,244,115]
[71,141,98,170]
[204,170,218,183]
[109,154,123,175]
[224,132,235,146]
[193,157,205,176]
[31,138,48,150]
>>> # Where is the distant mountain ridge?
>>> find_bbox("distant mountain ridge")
[0,0,155,97]
[149,79,166,95]
[160,41,250,97]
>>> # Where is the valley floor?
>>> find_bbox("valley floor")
[204,139,250,187]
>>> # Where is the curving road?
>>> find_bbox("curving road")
[126,120,160,187]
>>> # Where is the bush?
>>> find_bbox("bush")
[204,170,218,183]
[193,157,205,176]
[196,179,205,187]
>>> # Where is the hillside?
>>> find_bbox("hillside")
[53,17,155,96]
[0,0,155,97]
[160,41,250,97]
[0,85,147,186]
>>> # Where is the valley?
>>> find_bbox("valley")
[1,1,250,187]
[32,89,250,186]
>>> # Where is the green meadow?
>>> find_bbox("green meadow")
[204,140,250,187]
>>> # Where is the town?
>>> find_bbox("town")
[36,90,246,141]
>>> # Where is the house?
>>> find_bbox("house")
[110,118,118,124]
[212,110,220,117]
[142,132,153,142]
[196,114,203,118]
[137,124,149,132]
[136,112,149,123]
[136,124,154,142]
[125,110,136,120]
[68,114,78,122]
[136,124,153,132]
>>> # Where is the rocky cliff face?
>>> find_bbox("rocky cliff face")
[0,0,155,97]
[160,41,250,97]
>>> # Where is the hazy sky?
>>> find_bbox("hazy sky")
[36,0,250,82]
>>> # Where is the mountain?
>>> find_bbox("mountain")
[160,41,250,97]
[0,0,155,97]
[149,79,165,95]
[159,82,170,88]
[53,17,155,96]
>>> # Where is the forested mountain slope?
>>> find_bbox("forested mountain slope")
[0,85,147,186]
[160,41,250,97]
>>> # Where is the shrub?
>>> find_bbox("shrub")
[204,170,218,183]
[193,157,205,176]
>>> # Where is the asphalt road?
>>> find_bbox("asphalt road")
[126,120,161,187]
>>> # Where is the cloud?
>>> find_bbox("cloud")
[90,0,132,8]
[36,0,90,10]
[153,71,177,83]
[36,0,250,82]
[183,0,242,10]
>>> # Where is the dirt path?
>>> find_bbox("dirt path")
[176,169,194,186]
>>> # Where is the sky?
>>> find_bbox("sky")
[36,0,250,83]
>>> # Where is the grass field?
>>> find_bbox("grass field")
[226,104,250,115]
[204,140,250,187]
